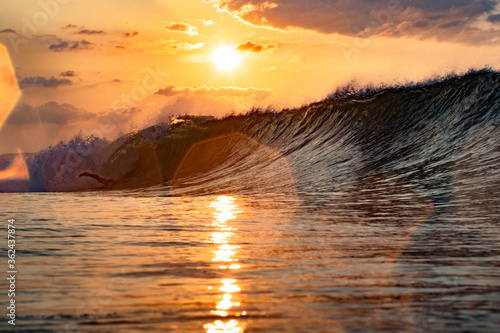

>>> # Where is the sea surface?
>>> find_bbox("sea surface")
[1,71,500,332]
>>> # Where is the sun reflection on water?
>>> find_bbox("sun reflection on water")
[204,196,246,333]
[204,319,244,333]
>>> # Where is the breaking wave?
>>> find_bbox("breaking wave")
[1,70,500,212]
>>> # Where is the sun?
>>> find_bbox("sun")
[211,46,241,72]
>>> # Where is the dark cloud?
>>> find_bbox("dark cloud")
[155,85,180,96]
[123,31,140,38]
[163,22,198,36]
[155,84,272,100]
[49,39,95,52]
[77,29,106,35]
[61,24,78,30]
[105,107,142,122]
[7,102,94,125]
[0,28,16,34]
[236,40,278,53]
[205,0,500,43]
[59,70,77,77]
[487,14,500,23]
[115,45,126,49]
[19,76,72,89]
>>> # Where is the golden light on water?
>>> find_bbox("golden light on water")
[216,293,240,311]
[204,320,244,333]
[220,279,241,293]
[213,244,240,262]
[204,195,246,333]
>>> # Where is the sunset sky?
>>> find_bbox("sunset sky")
[1,0,499,154]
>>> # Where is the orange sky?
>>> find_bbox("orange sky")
[0,0,499,154]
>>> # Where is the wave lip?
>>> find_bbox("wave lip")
[0,70,499,195]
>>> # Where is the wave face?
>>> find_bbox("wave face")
[1,70,500,205]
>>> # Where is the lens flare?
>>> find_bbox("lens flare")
[0,152,29,182]
[0,44,20,131]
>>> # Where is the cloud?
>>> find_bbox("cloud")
[161,41,205,54]
[487,14,500,23]
[236,40,278,53]
[115,45,126,49]
[77,29,106,35]
[0,28,16,34]
[7,102,94,125]
[261,66,276,71]
[19,76,72,89]
[204,0,500,43]
[155,85,183,96]
[163,22,198,36]
[80,78,131,89]
[123,30,140,38]
[61,24,78,30]
[49,39,95,52]
[155,84,272,100]
[59,70,77,77]
[104,106,143,123]
[151,39,205,54]
[200,19,215,26]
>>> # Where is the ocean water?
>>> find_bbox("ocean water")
[1,71,500,332]
[2,189,500,333]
